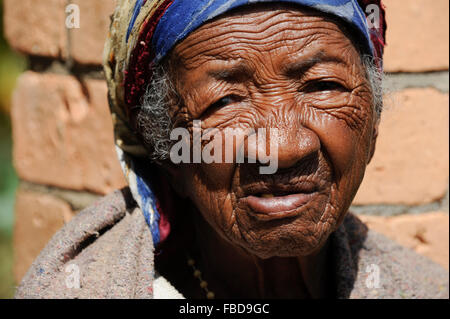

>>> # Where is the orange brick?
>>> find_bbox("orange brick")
[383,0,449,72]
[13,188,75,283]
[70,0,117,65]
[3,0,68,58]
[11,71,127,194]
[359,212,449,270]
[354,88,449,205]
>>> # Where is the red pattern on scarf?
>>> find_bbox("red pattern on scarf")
[357,0,387,59]
[123,0,174,119]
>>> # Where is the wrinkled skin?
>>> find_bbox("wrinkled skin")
[158,4,379,298]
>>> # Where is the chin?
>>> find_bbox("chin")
[238,230,332,259]
[229,209,337,259]
[225,191,338,258]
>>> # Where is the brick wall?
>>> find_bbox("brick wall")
[4,0,127,282]
[3,0,449,283]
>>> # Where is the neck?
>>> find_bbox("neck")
[189,207,333,299]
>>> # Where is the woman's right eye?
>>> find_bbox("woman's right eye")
[209,95,238,109]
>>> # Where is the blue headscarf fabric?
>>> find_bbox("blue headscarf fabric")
[148,0,376,62]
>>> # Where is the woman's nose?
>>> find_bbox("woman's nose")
[277,125,321,169]
[245,124,321,171]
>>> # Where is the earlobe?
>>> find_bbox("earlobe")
[367,118,380,165]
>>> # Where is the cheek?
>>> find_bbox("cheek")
[182,162,237,231]
[309,107,374,195]
[318,116,361,174]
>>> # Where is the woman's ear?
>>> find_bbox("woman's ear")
[368,117,380,165]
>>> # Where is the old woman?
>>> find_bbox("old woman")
[16,0,448,299]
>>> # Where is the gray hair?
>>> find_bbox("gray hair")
[136,55,384,161]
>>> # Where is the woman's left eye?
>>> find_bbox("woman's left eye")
[301,80,347,93]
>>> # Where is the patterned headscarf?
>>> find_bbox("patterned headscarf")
[103,0,386,246]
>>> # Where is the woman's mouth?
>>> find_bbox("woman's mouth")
[242,191,318,221]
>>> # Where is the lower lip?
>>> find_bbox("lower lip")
[244,193,317,220]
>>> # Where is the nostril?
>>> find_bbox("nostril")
[241,126,320,172]
[275,151,320,175]
[277,154,302,169]
[276,128,321,169]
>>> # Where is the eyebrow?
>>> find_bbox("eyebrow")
[207,61,254,83]
[283,51,348,78]
[204,51,347,84]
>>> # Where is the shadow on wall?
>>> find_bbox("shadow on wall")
[0,0,26,298]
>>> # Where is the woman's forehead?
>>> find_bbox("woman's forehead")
[171,7,359,70]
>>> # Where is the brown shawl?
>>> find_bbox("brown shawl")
[15,188,449,299]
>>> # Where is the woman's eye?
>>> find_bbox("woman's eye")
[302,81,347,93]
[210,95,239,109]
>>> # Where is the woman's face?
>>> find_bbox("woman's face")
[166,5,378,258]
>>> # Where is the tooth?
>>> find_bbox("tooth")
[261,194,274,198]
